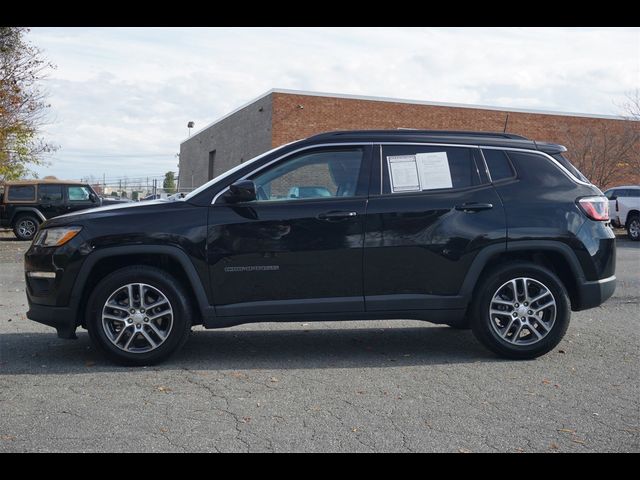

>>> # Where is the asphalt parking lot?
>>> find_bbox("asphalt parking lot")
[0,230,638,452]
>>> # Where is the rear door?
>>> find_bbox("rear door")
[37,184,66,219]
[363,143,506,311]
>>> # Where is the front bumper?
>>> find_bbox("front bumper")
[26,301,78,339]
[574,275,616,311]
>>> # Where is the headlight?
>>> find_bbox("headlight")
[33,227,82,247]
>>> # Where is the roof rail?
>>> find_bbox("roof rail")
[309,130,529,140]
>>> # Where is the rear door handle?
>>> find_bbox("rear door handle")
[317,211,358,221]
[454,202,493,212]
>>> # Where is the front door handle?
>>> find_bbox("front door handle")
[454,202,493,212]
[317,211,358,221]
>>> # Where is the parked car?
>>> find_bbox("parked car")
[603,185,640,241]
[141,193,167,201]
[0,179,100,240]
[100,196,133,206]
[24,130,616,365]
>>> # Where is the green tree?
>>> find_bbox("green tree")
[163,171,176,194]
[1,27,57,182]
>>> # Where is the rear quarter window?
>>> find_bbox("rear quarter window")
[482,149,515,181]
[7,185,36,201]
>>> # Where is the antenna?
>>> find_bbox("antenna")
[503,114,510,133]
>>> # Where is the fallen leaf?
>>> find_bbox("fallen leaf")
[549,443,559,450]
[230,372,248,379]
[558,428,576,434]
[242,417,251,423]
[156,386,171,393]
[542,379,552,385]
[458,448,472,453]
[1,435,16,442]
[352,427,358,432]
[558,349,566,354]
[571,438,586,445]
[515,447,525,453]
[269,377,279,383]
[160,428,168,433]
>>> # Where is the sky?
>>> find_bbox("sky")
[27,27,640,181]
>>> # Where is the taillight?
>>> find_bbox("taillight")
[578,196,609,221]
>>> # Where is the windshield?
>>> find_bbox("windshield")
[182,142,297,201]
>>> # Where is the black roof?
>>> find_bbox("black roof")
[307,130,567,154]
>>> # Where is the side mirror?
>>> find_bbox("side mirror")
[89,192,99,203]
[227,179,257,203]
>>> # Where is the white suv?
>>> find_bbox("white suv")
[604,185,640,241]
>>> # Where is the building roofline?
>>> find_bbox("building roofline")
[270,88,627,120]
[180,89,276,145]
[180,88,628,144]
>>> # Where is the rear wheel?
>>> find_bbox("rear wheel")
[86,266,193,365]
[13,214,40,240]
[627,214,640,241]
[470,262,570,359]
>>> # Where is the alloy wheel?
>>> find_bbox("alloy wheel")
[488,277,557,346]
[101,283,174,353]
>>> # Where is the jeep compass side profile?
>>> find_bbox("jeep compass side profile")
[24,130,616,365]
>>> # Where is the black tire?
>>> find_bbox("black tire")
[13,214,40,241]
[627,214,640,241]
[86,265,193,366]
[470,262,571,360]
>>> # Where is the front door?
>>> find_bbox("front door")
[64,185,97,214]
[207,145,372,317]
[364,143,506,310]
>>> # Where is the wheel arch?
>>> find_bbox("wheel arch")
[10,207,46,224]
[72,245,214,329]
[461,241,585,311]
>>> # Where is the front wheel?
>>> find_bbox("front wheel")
[470,262,571,359]
[86,266,193,365]
[627,215,640,241]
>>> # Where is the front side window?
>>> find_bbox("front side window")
[7,185,36,201]
[381,145,481,194]
[67,185,92,202]
[38,184,63,202]
[250,148,365,202]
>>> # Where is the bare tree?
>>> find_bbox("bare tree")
[563,92,640,189]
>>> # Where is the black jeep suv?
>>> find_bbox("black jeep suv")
[1,180,100,240]
[24,130,616,365]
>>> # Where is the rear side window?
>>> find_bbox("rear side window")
[552,153,590,183]
[7,185,36,201]
[381,145,482,194]
[38,184,63,202]
[621,189,640,198]
[482,149,515,181]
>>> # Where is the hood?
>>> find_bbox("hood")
[42,199,178,228]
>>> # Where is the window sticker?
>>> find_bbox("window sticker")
[416,152,452,190]
[387,151,453,193]
[387,155,420,192]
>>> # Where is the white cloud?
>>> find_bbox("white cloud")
[27,27,640,180]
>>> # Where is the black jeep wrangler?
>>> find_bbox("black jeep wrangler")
[23,130,616,365]
[0,180,100,240]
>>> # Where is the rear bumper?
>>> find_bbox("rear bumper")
[574,275,616,311]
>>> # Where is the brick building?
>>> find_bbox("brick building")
[178,89,636,190]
